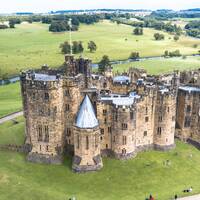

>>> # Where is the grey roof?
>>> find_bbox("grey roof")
[113,76,130,84]
[179,86,200,93]
[34,73,57,81]
[100,92,140,106]
[75,95,99,129]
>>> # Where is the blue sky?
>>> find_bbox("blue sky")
[0,0,199,13]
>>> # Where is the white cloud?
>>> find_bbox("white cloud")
[0,0,199,13]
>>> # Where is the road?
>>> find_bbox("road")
[178,194,200,200]
[0,111,23,124]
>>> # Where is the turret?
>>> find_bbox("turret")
[153,88,176,150]
[72,95,103,172]
[112,102,136,159]
[20,71,64,164]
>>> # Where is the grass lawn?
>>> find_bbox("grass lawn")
[0,20,200,76]
[0,120,200,200]
[0,82,22,118]
[0,117,24,145]
[113,56,200,75]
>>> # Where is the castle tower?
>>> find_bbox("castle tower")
[72,95,103,172]
[153,89,176,150]
[20,71,64,164]
[176,86,200,141]
[112,104,136,159]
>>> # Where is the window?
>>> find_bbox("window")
[184,116,191,127]
[44,93,49,101]
[122,123,128,130]
[108,127,112,133]
[103,109,107,116]
[122,136,127,145]
[77,135,80,149]
[32,93,36,100]
[65,104,70,112]
[159,116,162,122]
[106,144,108,149]
[186,105,191,113]
[64,90,70,96]
[100,129,104,135]
[40,145,41,151]
[167,107,170,112]
[44,125,49,142]
[113,136,115,143]
[144,131,147,137]
[145,117,149,122]
[157,127,162,135]
[145,107,148,115]
[122,148,126,154]
[46,145,49,151]
[100,136,103,141]
[130,112,134,120]
[66,128,71,136]
[38,125,42,141]
[104,118,107,124]
[86,136,89,150]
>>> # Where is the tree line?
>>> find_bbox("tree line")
[185,21,200,38]
[60,41,97,54]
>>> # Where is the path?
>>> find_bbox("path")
[0,111,23,124]
[178,194,200,200]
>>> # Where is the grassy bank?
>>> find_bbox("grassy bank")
[0,83,22,118]
[0,119,200,200]
[113,56,200,75]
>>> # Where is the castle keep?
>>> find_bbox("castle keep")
[20,55,200,172]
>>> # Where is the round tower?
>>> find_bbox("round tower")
[20,71,64,164]
[72,95,103,172]
[153,89,176,150]
[112,103,136,159]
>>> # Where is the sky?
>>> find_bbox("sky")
[0,0,199,13]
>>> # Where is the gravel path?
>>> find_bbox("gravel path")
[178,194,200,200]
[0,111,23,124]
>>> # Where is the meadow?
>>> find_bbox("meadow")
[0,20,200,76]
[0,119,200,200]
[113,56,200,75]
[0,82,22,118]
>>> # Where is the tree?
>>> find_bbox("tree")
[60,42,71,54]
[129,52,140,60]
[154,33,165,40]
[72,41,84,54]
[133,27,143,35]
[164,50,169,57]
[98,55,110,73]
[9,21,15,28]
[174,35,179,42]
[88,41,97,52]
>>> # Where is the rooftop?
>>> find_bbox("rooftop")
[113,76,130,84]
[75,95,99,129]
[179,86,200,93]
[34,73,57,81]
[100,92,140,106]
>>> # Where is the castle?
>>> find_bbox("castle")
[20,55,200,172]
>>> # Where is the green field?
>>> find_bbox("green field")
[0,20,200,76]
[0,120,200,200]
[0,83,22,118]
[113,56,200,75]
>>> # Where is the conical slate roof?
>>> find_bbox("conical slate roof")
[75,95,99,129]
